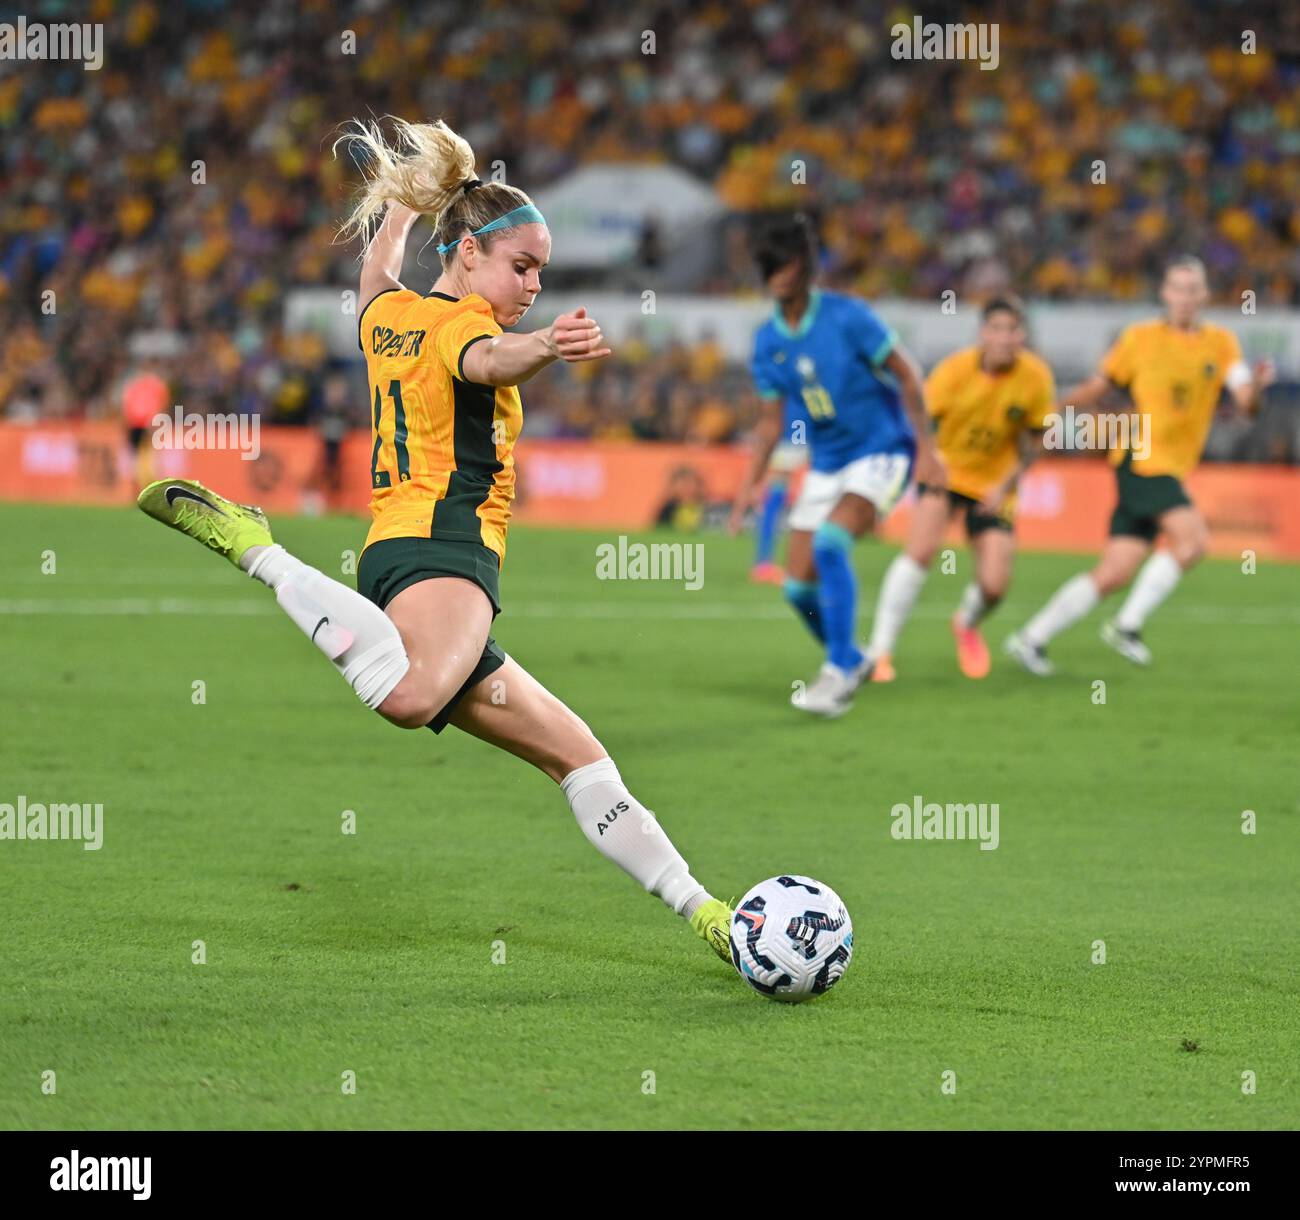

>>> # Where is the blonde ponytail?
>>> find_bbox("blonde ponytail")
[333,116,477,249]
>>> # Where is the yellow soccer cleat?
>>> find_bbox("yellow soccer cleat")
[690,896,735,964]
[137,478,272,568]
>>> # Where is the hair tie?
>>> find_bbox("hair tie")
[462,178,484,192]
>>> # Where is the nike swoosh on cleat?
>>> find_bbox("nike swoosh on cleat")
[310,616,329,642]
[165,485,227,514]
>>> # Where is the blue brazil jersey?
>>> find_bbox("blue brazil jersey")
[781,395,806,443]
[751,290,914,473]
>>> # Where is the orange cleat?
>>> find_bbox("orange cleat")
[951,613,991,679]
[870,654,896,683]
[749,561,785,585]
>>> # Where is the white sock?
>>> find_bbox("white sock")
[955,582,989,628]
[868,554,928,658]
[1115,551,1182,632]
[1022,573,1099,647]
[560,757,710,918]
[243,544,410,710]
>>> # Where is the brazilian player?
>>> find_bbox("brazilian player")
[1006,256,1274,673]
[136,118,735,966]
[867,296,1054,680]
[729,213,944,717]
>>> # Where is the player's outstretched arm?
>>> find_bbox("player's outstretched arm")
[1228,359,1275,413]
[1057,373,1113,412]
[359,200,419,315]
[883,344,946,488]
[461,307,611,387]
[729,396,783,534]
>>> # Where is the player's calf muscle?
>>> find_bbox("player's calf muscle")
[451,665,606,783]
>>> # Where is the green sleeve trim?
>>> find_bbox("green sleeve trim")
[870,327,899,367]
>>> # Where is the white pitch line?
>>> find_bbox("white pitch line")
[0,598,1297,626]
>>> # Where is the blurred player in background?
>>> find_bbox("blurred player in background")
[748,399,808,584]
[730,213,943,717]
[866,297,1054,680]
[1006,256,1274,674]
[136,117,736,965]
[120,358,169,487]
[305,371,353,515]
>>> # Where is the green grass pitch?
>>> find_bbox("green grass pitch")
[1,501,1296,1130]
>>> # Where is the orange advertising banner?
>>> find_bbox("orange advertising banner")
[1,423,1296,558]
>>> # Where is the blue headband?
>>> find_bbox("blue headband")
[436,203,548,256]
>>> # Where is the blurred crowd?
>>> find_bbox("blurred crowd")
[2,0,1298,454]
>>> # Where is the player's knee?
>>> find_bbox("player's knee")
[376,683,442,730]
[1171,533,1207,568]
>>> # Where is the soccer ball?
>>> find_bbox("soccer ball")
[729,875,853,1002]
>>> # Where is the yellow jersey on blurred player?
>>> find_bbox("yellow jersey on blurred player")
[925,346,1055,502]
[1100,319,1242,480]
[358,289,522,563]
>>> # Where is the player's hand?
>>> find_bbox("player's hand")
[545,308,612,362]
[978,481,1010,517]
[914,443,947,491]
[1252,358,1276,389]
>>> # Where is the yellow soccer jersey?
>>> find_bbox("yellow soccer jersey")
[358,288,522,563]
[925,346,1056,502]
[1100,319,1242,479]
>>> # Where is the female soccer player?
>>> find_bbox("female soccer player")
[1005,256,1274,673]
[866,296,1054,681]
[730,213,944,717]
[137,118,733,964]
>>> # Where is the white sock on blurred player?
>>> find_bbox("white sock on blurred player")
[956,582,989,628]
[1115,551,1181,631]
[561,757,709,918]
[242,543,410,710]
[1023,573,1099,647]
[869,553,928,658]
